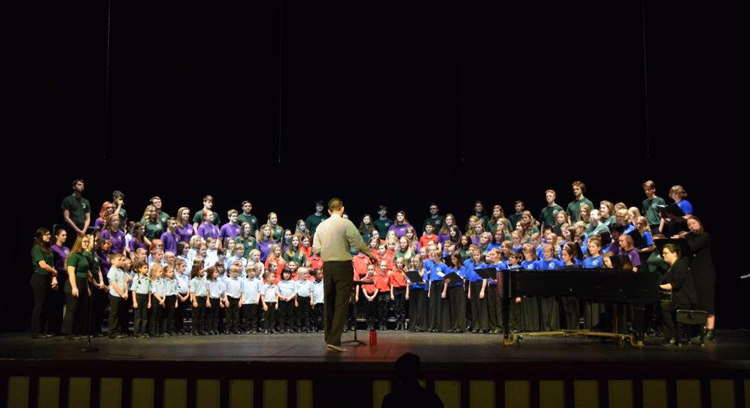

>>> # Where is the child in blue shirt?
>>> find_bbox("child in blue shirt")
[426,250,448,332]
[205,266,224,335]
[148,265,166,337]
[261,272,280,334]
[294,268,314,333]
[190,263,208,335]
[311,270,325,332]
[240,266,262,334]
[163,265,178,336]
[223,265,243,334]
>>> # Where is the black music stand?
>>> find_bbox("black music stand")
[342,280,373,346]
[475,268,496,281]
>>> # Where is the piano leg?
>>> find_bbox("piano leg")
[502,296,513,345]
[633,306,646,347]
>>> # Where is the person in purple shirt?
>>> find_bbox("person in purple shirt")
[128,222,150,253]
[175,207,195,244]
[100,214,127,255]
[160,217,181,254]
[219,210,242,247]
[437,214,458,244]
[197,211,220,243]
[617,234,641,272]
[257,224,275,263]
[94,202,115,231]
[388,211,413,239]
[50,228,71,335]
[605,224,625,256]
[469,223,484,246]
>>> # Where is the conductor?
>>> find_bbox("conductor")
[312,198,377,352]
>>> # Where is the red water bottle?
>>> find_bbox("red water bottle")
[370,329,377,346]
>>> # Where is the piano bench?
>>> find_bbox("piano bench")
[675,309,708,346]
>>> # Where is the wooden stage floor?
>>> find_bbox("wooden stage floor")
[1,330,749,408]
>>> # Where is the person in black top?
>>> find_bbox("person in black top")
[676,217,716,340]
[659,243,698,346]
[381,353,443,408]
[30,228,58,338]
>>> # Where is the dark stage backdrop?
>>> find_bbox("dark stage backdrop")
[9,3,742,331]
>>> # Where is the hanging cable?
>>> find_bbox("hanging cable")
[278,0,283,163]
[641,0,651,159]
[102,0,112,159]
[460,19,466,163]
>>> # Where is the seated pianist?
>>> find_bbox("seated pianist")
[658,243,698,346]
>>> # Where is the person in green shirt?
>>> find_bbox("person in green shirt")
[236,222,258,259]
[466,201,490,231]
[141,205,164,240]
[374,205,393,238]
[30,228,59,338]
[305,201,328,237]
[539,190,565,230]
[599,201,616,227]
[192,195,221,232]
[112,190,127,231]
[488,205,512,234]
[265,212,284,242]
[508,201,524,231]
[566,181,594,223]
[421,203,446,233]
[585,209,610,237]
[238,200,259,236]
[641,180,666,235]
[61,179,91,242]
[62,235,93,339]
[149,196,170,227]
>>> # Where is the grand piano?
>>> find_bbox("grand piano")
[492,268,666,347]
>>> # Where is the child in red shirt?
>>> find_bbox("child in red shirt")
[419,223,439,250]
[360,264,379,330]
[390,257,409,330]
[352,251,372,280]
[376,260,393,330]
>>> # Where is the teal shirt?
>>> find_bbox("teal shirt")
[643,196,666,226]
[193,210,221,226]
[539,205,564,228]
[305,214,327,236]
[31,245,54,276]
[586,222,609,237]
[567,198,594,223]
[238,213,259,235]
[236,236,258,258]
[373,218,393,238]
[66,253,90,278]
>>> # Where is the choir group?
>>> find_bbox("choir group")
[28,179,715,346]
